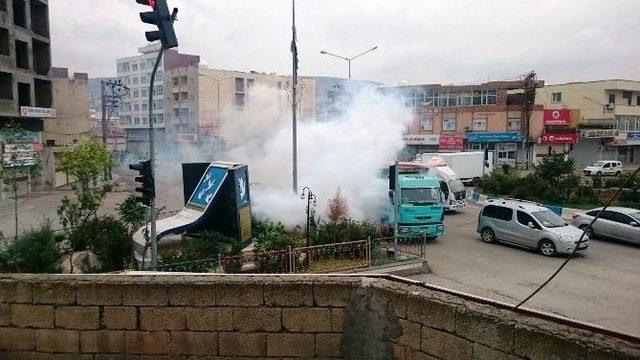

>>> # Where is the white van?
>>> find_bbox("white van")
[582,161,622,176]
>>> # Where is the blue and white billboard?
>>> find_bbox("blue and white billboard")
[467,132,523,143]
[187,166,228,209]
[235,167,250,207]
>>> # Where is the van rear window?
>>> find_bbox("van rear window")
[482,205,513,221]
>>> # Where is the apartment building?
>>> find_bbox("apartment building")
[389,81,544,167]
[0,0,52,137]
[116,44,199,152]
[164,63,316,151]
[536,80,640,167]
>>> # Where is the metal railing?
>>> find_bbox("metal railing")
[159,236,427,274]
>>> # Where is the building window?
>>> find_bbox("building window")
[0,71,12,99]
[134,117,140,124]
[172,77,179,86]
[157,99,164,109]
[637,96,640,106]
[12,0,26,28]
[142,116,148,124]
[473,117,487,131]
[155,85,163,95]
[132,64,138,71]
[132,77,138,84]
[442,117,456,131]
[173,93,179,101]
[140,75,147,84]
[180,76,188,85]
[133,104,139,111]
[156,71,163,81]
[141,89,147,97]
[157,114,164,123]
[133,90,139,98]
[142,103,147,111]
[235,93,245,107]
[481,89,497,105]
[0,28,9,56]
[552,92,562,102]
[609,93,615,104]
[181,92,188,101]
[189,77,195,85]
[508,118,521,132]
[140,63,146,70]
[235,77,245,92]
[420,115,433,131]
[247,79,255,89]
[622,91,633,105]
[15,39,29,69]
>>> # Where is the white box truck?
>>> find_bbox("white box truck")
[417,152,494,185]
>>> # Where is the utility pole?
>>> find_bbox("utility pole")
[521,71,537,169]
[291,0,299,194]
[101,80,107,145]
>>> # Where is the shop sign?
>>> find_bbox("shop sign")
[404,134,439,145]
[541,133,578,144]
[2,143,38,167]
[628,132,640,140]
[582,129,618,138]
[20,106,56,118]
[438,134,464,151]
[543,109,571,126]
[467,132,523,143]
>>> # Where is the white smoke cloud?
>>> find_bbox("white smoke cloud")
[220,84,412,226]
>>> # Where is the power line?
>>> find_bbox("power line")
[515,165,640,309]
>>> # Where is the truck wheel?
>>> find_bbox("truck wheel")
[538,239,556,257]
[481,228,495,244]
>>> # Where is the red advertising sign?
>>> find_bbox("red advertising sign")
[543,109,571,126]
[541,133,578,144]
[438,135,464,151]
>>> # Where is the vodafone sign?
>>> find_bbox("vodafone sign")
[541,133,578,144]
[543,109,570,126]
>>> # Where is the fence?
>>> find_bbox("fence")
[211,236,426,274]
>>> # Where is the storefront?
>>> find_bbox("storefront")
[403,134,439,159]
[535,109,578,161]
[438,134,464,152]
[572,129,618,169]
[467,132,524,167]
[612,132,640,165]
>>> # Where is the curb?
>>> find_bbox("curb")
[468,191,580,220]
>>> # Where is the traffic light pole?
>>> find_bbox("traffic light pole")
[147,45,164,270]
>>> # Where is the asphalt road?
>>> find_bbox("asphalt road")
[408,204,640,337]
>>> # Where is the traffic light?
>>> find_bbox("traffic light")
[136,0,178,49]
[129,160,155,206]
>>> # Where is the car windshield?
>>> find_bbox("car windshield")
[532,210,566,228]
[629,212,640,222]
[448,180,465,193]
[591,161,606,167]
[402,188,441,204]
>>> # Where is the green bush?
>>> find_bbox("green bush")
[0,223,62,273]
[311,218,382,246]
[158,231,241,273]
[253,220,294,252]
[88,217,132,272]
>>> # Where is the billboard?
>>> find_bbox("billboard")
[2,143,38,167]
[541,133,578,144]
[187,166,228,209]
[543,109,570,126]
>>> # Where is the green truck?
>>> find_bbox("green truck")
[388,162,445,239]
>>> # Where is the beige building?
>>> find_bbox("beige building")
[164,63,315,149]
[536,80,640,166]
[45,67,91,146]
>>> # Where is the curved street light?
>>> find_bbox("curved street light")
[320,46,378,79]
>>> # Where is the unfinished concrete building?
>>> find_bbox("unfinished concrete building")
[0,0,52,133]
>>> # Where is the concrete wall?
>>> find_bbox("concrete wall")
[0,274,638,359]
[45,70,91,146]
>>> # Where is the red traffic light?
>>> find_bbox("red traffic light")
[136,0,157,8]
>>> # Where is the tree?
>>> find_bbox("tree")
[326,188,349,223]
[56,140,113,251]
[0,223,62,273]
[0,122,43,238]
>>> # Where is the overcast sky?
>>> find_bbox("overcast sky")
[50,0,640,85]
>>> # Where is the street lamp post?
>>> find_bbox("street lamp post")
[320,46,378,79]
[301,186,317,247]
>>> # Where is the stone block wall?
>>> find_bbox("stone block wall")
[0,274,638,359]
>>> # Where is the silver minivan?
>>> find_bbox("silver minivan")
[476,199,589,256]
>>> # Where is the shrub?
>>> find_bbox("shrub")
[0,223,62,273]
[253,220,294,252]
[159,231,241,273]
[312,218,382,245]
[88,217,132,272]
